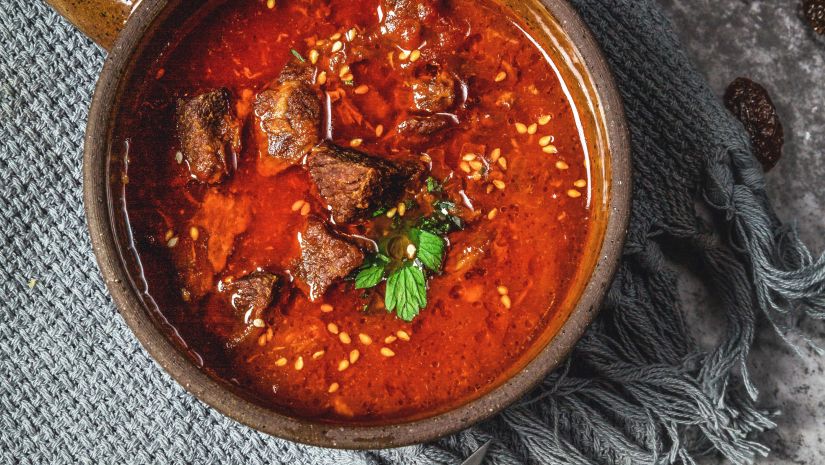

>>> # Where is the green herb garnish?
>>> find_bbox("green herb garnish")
[291,49,306,62]
[354,195,461,321]
[343,79,355,86]
[426,176,442,193]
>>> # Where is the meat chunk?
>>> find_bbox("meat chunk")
[204,271,280,349]
[397,114,454,139]
[307,142,424,223]
[176,88,241,184]
[381,0,439,49]
[254,62,321,176]
[193,190,253,272]
[296,217,364,301]
[411,71,455,113]
[170,236,214,299]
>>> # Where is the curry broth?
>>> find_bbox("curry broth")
[119,0,594,423]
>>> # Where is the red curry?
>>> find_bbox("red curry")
[119,0,592,423]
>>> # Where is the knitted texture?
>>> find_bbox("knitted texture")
[2,1,824,464]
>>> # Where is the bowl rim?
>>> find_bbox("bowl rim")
[83,0,631,449]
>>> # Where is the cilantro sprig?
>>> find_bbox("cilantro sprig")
[354,194,462,321]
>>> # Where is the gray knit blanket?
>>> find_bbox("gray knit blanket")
[3,1,824,464]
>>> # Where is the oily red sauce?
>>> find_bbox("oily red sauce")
[120,0,592,423]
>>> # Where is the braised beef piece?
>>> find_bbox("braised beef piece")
[724,77,784,171]
[203,271,279,349]
[176,88,241,184]
[398,114,454,137]
[411,71,456,113]
[381,0,438,49]
[804,0,825,35]
[296,216,364,301]
[254,62,321,169]
[170,237,214,299]
[307,142,424,223]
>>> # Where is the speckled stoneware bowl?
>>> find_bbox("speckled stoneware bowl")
[50,0,631,449]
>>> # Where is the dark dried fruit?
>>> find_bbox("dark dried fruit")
[803,0,825,35]
[724,77,784,171]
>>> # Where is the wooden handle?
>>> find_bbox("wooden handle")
[46,0,140,51]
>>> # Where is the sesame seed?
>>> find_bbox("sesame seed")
[350,138,363,148]
[486,184,495,194]
[384,335,397,344]
[291,200,305,211]
[267,0,275,8]
[574,179,587,188]
[338,359,350,371]
[398,50,410,60]
[331,41,343,53]
[497,285,509,295]
[294,356,304,370]
[397,202,406,217]
[349,349,360,364]
[328,382,340,393]
[338,65,350,78]
[542,145,559,154]
[539,115,552,125]
[330,32,342,41]
[275,357,288,366]
[409,50,421,62]
[167,237,179,248]
[406,243,417,259]
[501,295,512,309]
[469,160,483,171]
[386,207,398,218]
[539,135,553,147]
[375,124,384,137]
[266,327,273,341]
[358,333,372,345]
[252,318,265,328]
[567,189,582,198]
[339,332,352,344]
[487,208,498,220]
[327,323,339,335]
[316,39,328,46]
[320,304,334,313]
[189,227,199,241]
[300,202,311,216]
[397,330,410,341]
[181,288,191,302]
[380,347,396,357]
[492,180,506,190]
[346,28,358,41]
[353,84,369,95]
[459,161,472,173]
[175,151,183,164]
[257,334,267,346]
[515,123,528,134]
[555,160,569,170]
[494,71,507,82]
[462,153,477,161]
[341,73,354,82]
[497,157,507,170]
[527,123,538,135]
[490,148,501,162]
[420,153,432,163]
[317,71,327,85]
[165,229,174,241]
[308,49,319,64]
[471,172,482,181]
[312,350,325,360]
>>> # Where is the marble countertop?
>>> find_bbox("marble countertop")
[658,2,825,463]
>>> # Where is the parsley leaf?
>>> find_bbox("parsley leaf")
[291,49,306,62]
[409,228,444,272]
[372,206,388,218]
[426,176,442,193]
[385,262,427,321]
[355,254,389,289]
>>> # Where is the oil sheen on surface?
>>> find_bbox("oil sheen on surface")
[119,0,592,423]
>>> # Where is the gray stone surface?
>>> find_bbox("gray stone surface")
[659,2,825,464]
